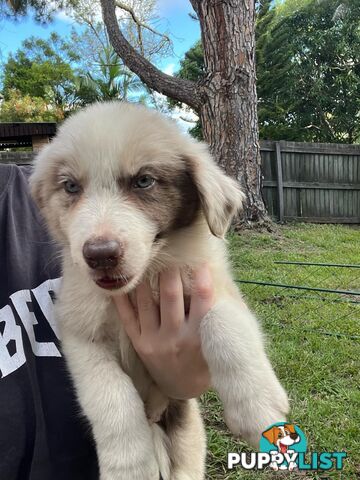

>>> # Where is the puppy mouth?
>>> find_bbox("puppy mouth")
[95,275,132,290]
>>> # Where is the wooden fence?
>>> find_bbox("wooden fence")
[260,141,360,224]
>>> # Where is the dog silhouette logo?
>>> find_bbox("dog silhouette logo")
[260,422,307,471]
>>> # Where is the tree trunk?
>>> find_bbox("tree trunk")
[192,0,269,226]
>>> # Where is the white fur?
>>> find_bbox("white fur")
[30,101,288,479]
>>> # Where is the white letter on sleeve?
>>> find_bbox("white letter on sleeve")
[0,305,26,378]
[10,289,61,357]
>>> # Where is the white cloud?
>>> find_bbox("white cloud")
[54,9,74,23]
[163,62,176,76]
[47,1,74,23]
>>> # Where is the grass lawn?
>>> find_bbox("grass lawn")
[201,224,360,479]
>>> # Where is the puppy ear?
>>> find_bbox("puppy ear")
[262,427,277,445]
[184,145,245,237]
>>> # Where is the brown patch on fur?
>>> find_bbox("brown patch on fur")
[120,162,201,238]
[181,155,219,236]
[182,155,244,237]
[158,399,188,434]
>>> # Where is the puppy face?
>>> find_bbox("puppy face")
[262,424,300,453]
[30,102,244,293]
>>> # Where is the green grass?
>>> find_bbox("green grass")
[201,224,360,479]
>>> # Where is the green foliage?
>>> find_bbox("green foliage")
[0,30,148,121]
[2,32,79,112]
[257,0,360,142]
[188,121,203,140]
[75,45,146,103]
[0,0,68,23]
[177,40,204,83]
[0,89,64,122]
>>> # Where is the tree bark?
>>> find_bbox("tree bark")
[191,0,269,226]
[101,0,270,227]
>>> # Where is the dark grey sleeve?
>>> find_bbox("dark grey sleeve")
[0,163,98,480]
[0,164,61,302]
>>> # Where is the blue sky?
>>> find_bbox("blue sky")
[0,1,201,75]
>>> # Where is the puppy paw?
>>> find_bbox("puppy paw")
[99,433,160,480]
[223,381,289,447]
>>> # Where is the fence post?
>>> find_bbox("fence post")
[275,141,284,223]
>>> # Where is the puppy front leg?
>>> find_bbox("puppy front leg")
[200,301,289,447]
[62,334,160,480]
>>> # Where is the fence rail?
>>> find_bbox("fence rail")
[260,140,360,224]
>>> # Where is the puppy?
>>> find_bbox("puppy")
[30,101,289,480]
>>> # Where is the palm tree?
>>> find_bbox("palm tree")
[75,45,146,104]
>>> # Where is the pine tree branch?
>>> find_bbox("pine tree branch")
[101,0,200,110]
[179,115,197,123]
[189,12,199,21]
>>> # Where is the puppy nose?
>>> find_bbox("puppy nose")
[83,238,122,269]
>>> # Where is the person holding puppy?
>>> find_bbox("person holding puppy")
[0,163,212,480]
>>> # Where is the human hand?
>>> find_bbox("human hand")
[113,265,214,400]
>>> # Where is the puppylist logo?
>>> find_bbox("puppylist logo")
[228,422,347,472]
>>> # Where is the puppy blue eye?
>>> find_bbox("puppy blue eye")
[134,175,155,189]
[64,180,81,194]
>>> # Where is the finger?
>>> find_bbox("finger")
[136,280,160,335]
[188,264,214,330]
[113,294,140,342]
[160,268,185,332]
